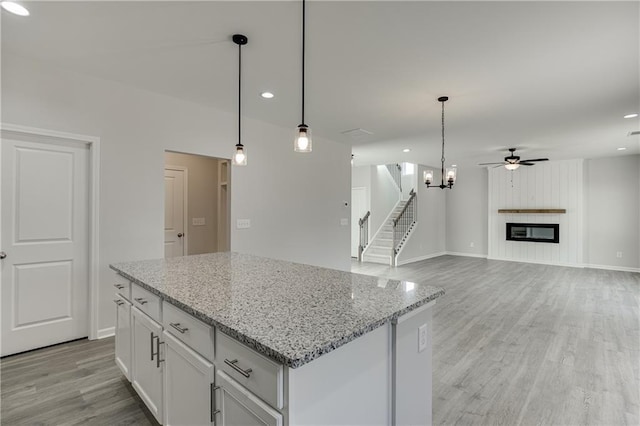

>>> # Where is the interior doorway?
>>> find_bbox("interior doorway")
[164,151,230,257]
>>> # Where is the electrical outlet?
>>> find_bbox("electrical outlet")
[236,219,251,229]
[616,251,623,258]
[340,218,349,226]
[418,324,428,353]
[469,242,475,248]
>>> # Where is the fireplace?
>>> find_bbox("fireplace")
[506,223,559,243]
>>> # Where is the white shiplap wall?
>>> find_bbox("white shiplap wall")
[487,159,584,266]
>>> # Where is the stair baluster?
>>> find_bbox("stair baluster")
[358,211,371,262]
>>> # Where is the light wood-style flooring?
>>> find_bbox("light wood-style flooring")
[1,337,159,425]
[352,256,640,425]
[1,255,638,425]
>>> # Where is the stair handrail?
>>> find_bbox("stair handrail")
[391,189,417,266]
[357,211,371,262]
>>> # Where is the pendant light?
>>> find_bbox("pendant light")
[232,34,248,166]
[294,0,312,152]
[424,96,457,189]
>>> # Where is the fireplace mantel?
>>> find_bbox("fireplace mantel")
[498,209,566,214]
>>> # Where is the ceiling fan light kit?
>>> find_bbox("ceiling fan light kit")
[478,147,549,170]
[425,96,457,189]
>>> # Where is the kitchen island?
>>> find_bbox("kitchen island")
[110,252,445,425]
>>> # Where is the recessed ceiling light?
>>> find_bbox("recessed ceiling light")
[623,113,638,119]
[260,92,274,99]
[617,147,627,151]
[403,149,410,153]
[1,1,29,16]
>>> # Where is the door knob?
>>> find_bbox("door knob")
[0,251,6,259]
[177,233,184,238]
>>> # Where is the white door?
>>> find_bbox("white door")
[114,295,132,380]
[164,168,186,258]
[351,187,368,258]
[1,137,89,356]
[216,370,283,426]
[163,331,215,426]
[131,306,164,423]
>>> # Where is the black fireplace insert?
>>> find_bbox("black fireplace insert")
[506,223,559,243]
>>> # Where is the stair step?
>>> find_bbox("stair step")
[363,253,390,265]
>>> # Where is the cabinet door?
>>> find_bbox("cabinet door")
[131,306,164,424]
[163,331,214,426]
[114,295,132,380]
[215,370,283,426]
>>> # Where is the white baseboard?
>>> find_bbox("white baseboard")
[445,251,488,259]
[97,327,115,339]
[487,256,583,269]
[583,263,640,273]
[396,251,447,266]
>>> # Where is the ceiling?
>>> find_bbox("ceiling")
[2,1,639,168]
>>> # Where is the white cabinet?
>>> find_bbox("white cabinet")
[114,295,132,380]
[215,370,283,426]
[163,331,215,426]
[131,306,164,424]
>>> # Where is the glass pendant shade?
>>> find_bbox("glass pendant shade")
[504,163,520,171]
[424,170,434,186]
[294,125,312,152]
[232,143,247,166]
[446,167,457,184]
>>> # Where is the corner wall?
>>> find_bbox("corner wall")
[2,52,351,333]
[585,154,640,270]
[445,166,488,256]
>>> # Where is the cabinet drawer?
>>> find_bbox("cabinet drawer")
[163,301,214,362]
[131,283,161,322]
[216,332,283,409]
[113,274,131,301]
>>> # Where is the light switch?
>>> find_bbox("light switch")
[418,324,428,353]
[192,217,206,226]
[340,218,349,226]
[236,219,251,229]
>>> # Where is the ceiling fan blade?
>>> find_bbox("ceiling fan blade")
[493,165,505,168]
[519,162,535,166]
[478,162,506,166]
[520,158,549,162]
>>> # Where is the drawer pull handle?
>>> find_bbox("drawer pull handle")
[224,359,252,378]
[114,284,125,289]
[170,323,189,334]
[134,297,148,305]
[113,299,124,306]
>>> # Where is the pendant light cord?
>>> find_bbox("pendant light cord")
[440,99,446,182]
[238,42,242,145]
[301,0,306,125]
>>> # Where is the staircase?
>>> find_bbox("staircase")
[362,192,416,265]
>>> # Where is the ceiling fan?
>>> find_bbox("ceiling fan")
[478,148,549,170]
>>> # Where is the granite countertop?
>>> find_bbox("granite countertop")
[110,252,445,368]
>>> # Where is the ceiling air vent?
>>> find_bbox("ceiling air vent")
[341,128,373,140]
[628,130,640,136]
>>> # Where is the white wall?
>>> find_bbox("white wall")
[445,166,488,257]
[488,159,584,266]
[585,155,640,270]
[370,165,400,234]
[396,164,447,264]
[2,52,351,333]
